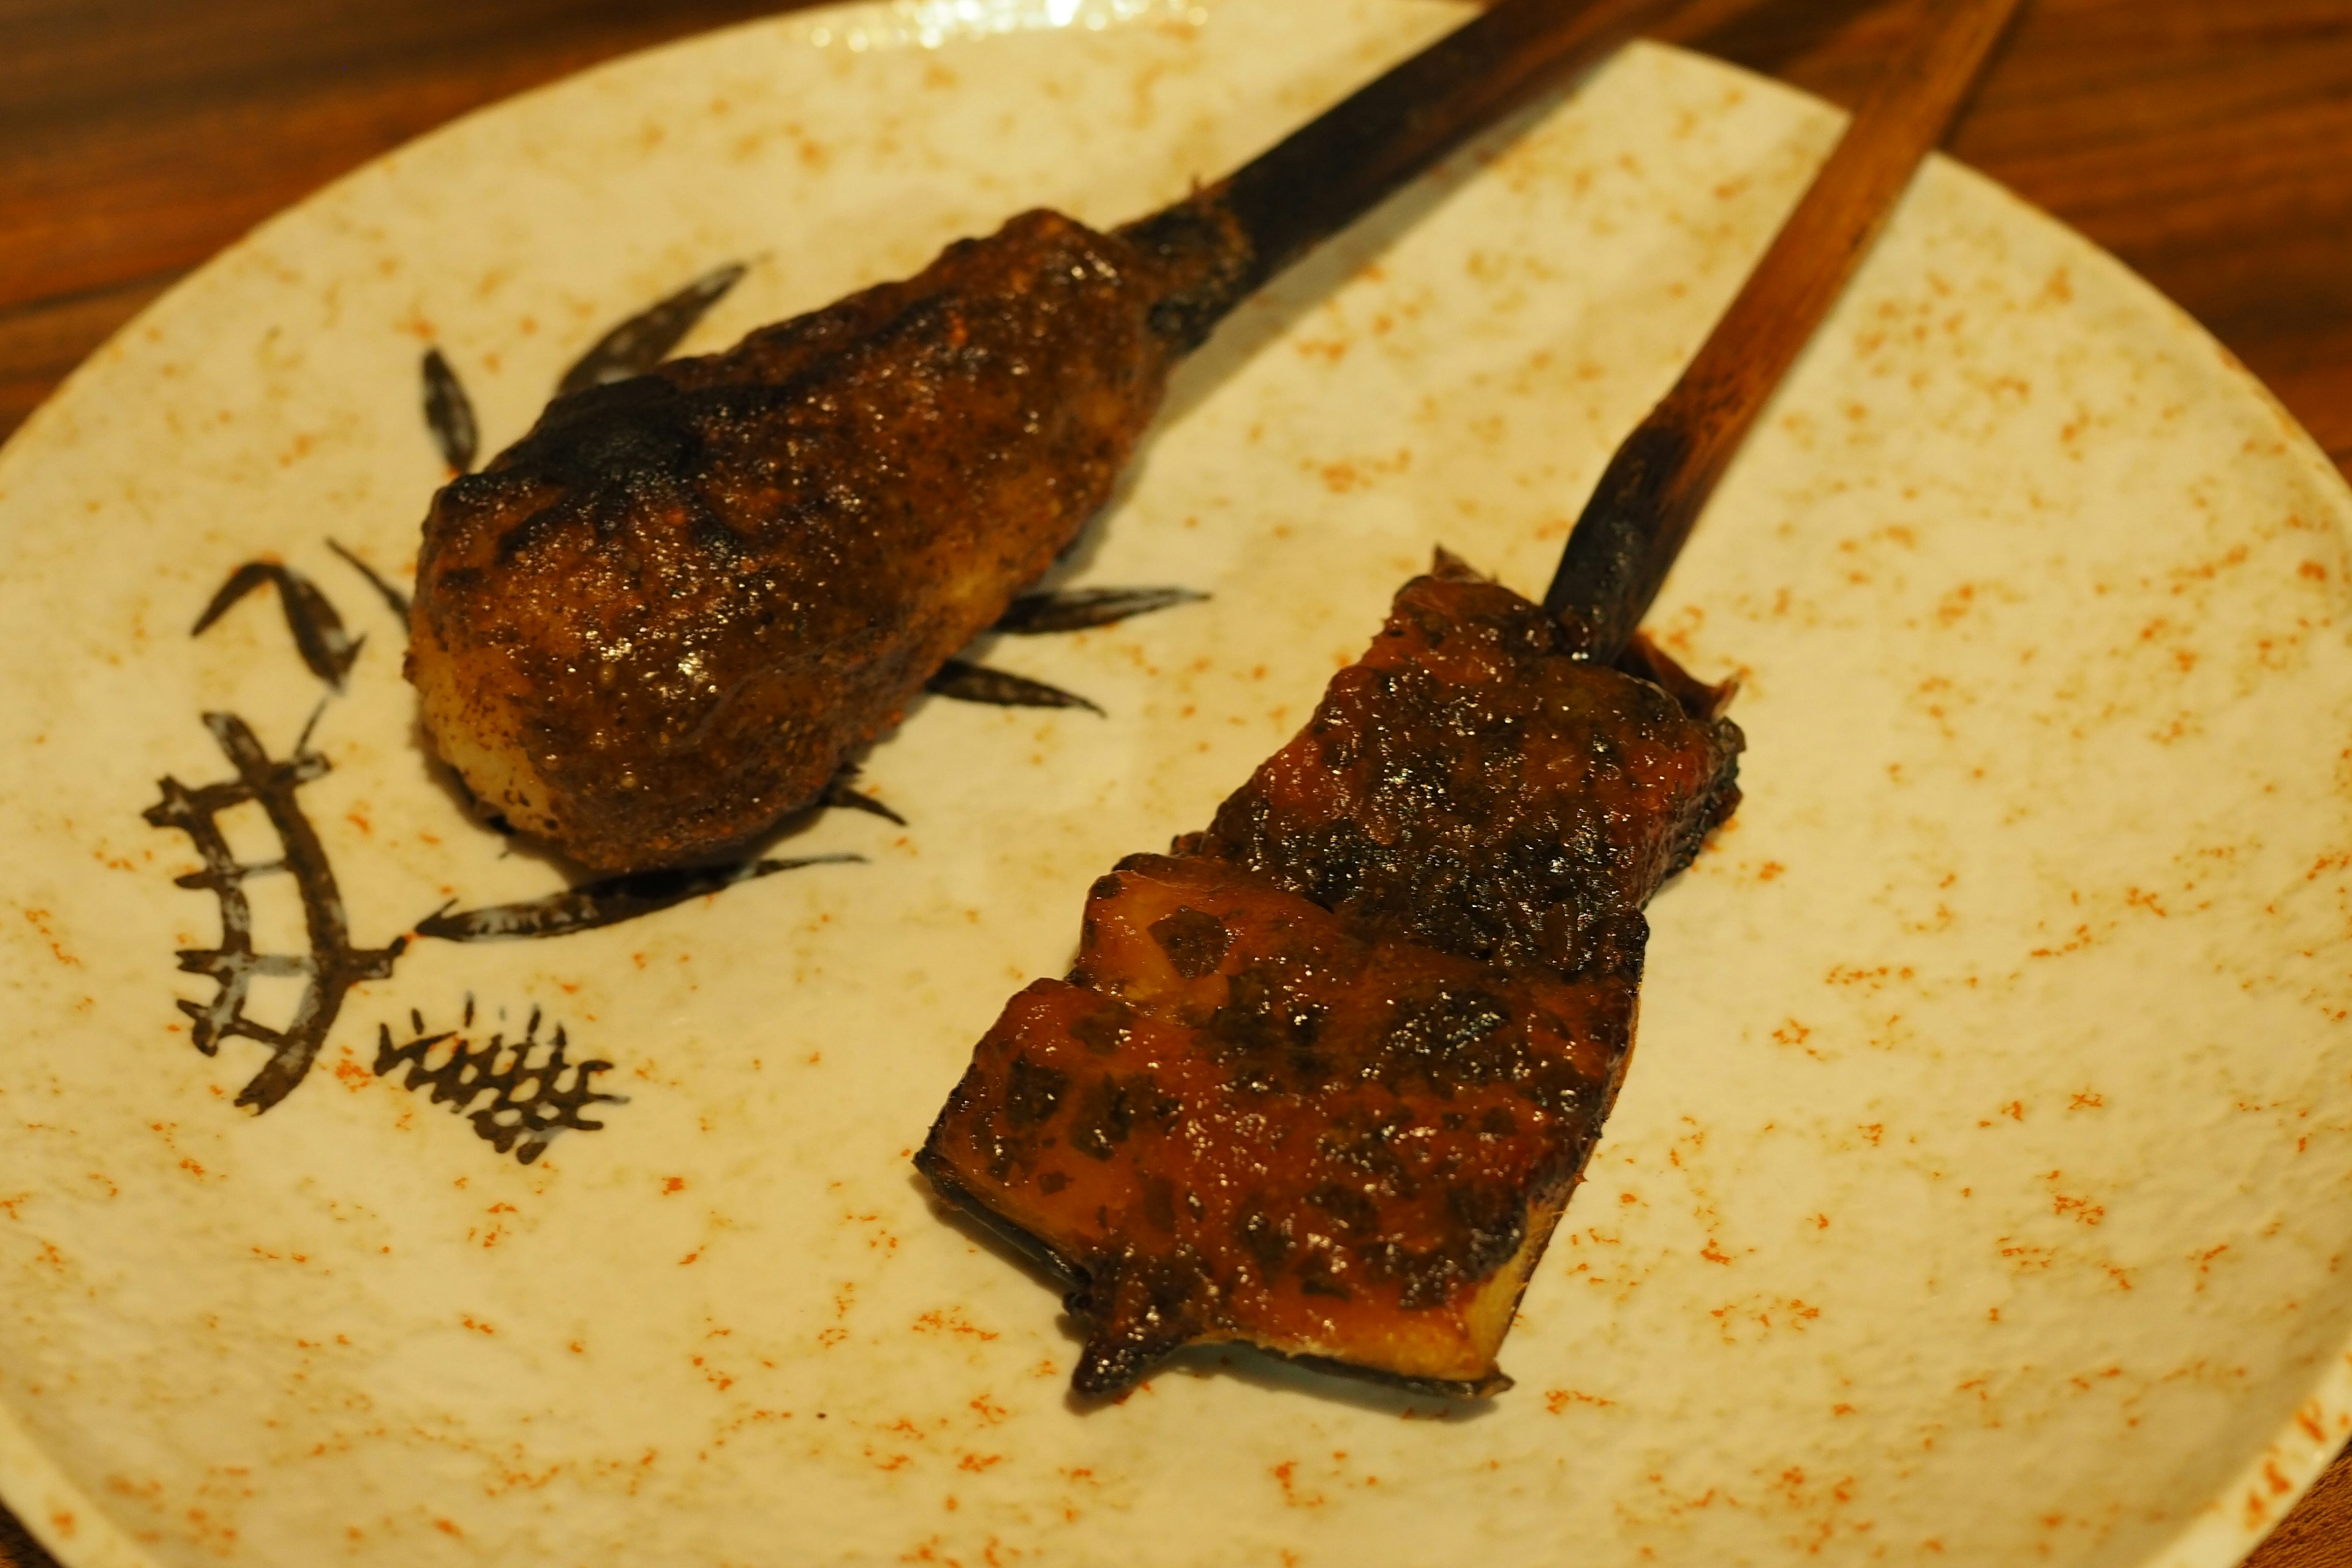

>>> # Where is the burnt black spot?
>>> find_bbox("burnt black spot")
[1071,1246,1218,1398]
[973,1113,1017,1185]
[1297,1260,1351,1300]
[1069,1002,1133,1058]
[1394,1249,1464,1311]
[1037,1170,1070,1195]
[1141,1082,1183,1131]
[1446,1182,1527,1278]
[1204,965,1324,1071]
[1314,1110,1417,1193]
[526,377,702,486]
[1377,987,1513,1090]
[1004,1055,1069,1128]
[1308,1182,1381,1238]
[477,380,712,560]
[1069,1076,1137,1162]
[1285,1048,1334,1090]
[1236,1203,1294,1271]
[687,509,747,564]
[1148,905,1232,979]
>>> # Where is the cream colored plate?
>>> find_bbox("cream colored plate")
[3,3,2351,1564]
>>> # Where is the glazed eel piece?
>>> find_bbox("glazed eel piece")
[918,557,1743,1396]
[406,0,1696,872]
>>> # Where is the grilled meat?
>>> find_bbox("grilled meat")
[919,559,1742,1396]
[408,202,1249,871]
[923,853,1632,1396]
[1193,564,1744,978]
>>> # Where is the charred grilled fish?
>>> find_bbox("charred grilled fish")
[918,559,1741,1396]
[409,203,1250,870]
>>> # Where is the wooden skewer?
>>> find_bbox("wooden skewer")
[1543,0,2029,657]
[1210,0,1697,293]
[1103,0,1843,361]
[1118,0,1792,338]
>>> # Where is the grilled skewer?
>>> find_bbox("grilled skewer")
[919,0,2026,1398]
[407,0,1700,872]
[921,563,1744,1395]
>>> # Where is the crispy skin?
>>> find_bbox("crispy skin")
[921,856,1630,1395]
[1193,568,1745,979]
[408,204,1248,871]
[921,563,1744,1397]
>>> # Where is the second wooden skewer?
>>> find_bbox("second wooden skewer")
[1544,0,2030,658]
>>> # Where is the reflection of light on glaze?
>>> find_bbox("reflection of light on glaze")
[806,0,1200,52]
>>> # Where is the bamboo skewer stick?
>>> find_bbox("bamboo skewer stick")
[1115,0,1766,334]
[1544,0,2030,658]
[1211,0,1694,293]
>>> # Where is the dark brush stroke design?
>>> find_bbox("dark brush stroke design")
[415,853,863,943]
[556,262,748,399]
[192,563,363,692]
[327,539,412,620]
[422,345,480,474]
[927,659,1105,714]
[994,585,1207,635]
[374,1003,625,1166]
[143,713,406,1113]
[821,773,907,827]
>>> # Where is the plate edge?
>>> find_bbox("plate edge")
[0,15,2345,1568]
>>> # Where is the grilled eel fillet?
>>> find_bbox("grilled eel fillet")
[918,559,1743,1396]
[408,202,1249,872]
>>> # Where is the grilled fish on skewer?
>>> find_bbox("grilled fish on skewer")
[406,0,1699,872]
[919,561,1743,1396]
[409,203,1249,870]
[924,853,1633,1398]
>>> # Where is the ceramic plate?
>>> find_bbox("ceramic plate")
[4,2,2351,1564]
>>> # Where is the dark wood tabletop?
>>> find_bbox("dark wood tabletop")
[4,1,2351,1564]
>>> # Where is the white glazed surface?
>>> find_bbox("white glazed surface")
[1,3,2350,1565]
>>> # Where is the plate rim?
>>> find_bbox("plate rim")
[2,4,2350,1564]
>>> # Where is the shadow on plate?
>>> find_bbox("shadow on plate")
[909,1170,1499,1423]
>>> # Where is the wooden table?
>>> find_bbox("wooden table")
[4,0,2350,1562]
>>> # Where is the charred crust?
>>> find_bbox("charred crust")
[1199,570,1744,973]
[918,564,1741,1404]
[1114,188,1257,352]
[411,207,1206,872]
[1148,905,1233,979]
